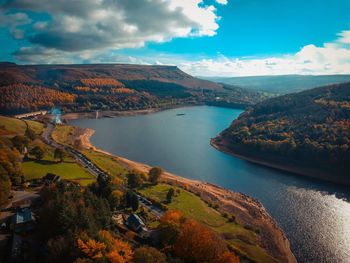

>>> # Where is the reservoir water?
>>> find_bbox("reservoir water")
[71,106,350,263]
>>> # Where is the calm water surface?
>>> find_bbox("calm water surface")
[71,106,350,263]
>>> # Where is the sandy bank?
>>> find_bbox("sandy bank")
[74,126,296,263]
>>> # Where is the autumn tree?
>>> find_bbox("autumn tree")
[157,210,183,248]
[148,167,162,184]
[127,173,143,188]
[133,246,166,263]
[157,210,239,263]
[166,188,175,203]
[0,140,23,185]
[77,230,133,263]
[0,167,11,207]
[173,218,239,263]
[54,148,66,162]
[30,145,45,161]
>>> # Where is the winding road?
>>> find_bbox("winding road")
[43,123,164,218]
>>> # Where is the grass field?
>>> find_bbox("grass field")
[22,143,95,186]
[82,149,128,178]
[0,116,44,136]
[139,184,277,263]
[51,125,74,146]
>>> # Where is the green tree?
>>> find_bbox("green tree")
[12,135,30,153]
[166,188,175,203]
[133,246,166,263]
[149,167,163,184]
[127,173,143,188]
[131,193,139,211]
[125,190,134,207]
[30,145,45,161]
[54,148,66,162]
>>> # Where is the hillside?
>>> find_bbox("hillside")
[212,82,350,185]
[0,62,268,114]
[203,74,350,94]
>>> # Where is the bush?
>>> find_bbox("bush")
[148,167,163,184]
[127,173,143,188]
[229,215,236,223]
[133,246,166,263]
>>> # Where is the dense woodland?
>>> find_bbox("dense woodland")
[0,84,76,113]
[0,63,268,114]
[218,82,350,182]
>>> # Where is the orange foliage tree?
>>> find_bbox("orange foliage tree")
[159,210,240,263]
[76,230,133,263]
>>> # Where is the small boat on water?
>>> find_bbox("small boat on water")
[176,113,185,116]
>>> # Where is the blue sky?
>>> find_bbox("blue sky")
[1,0,350,76]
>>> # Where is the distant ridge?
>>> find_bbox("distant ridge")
[202,74,350,94]
[0,62,223,91]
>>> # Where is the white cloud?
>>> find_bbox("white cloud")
[3,0,223,60]
[216,0,228,5]
[178,30,350,76]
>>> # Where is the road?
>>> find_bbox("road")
[136,194,164,218]
[43,123,164,218]
[43,123,107,179]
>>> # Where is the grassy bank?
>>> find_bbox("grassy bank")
[82,149,128,178]
[139,184,277,263]
[0,115,44,136]
[51,125,74,146]
[52,124,128,179]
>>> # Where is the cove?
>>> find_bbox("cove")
[71,106,350,263]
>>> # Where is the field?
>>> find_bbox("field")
[0,115,44,136]
[82,149,128,178]
[139,184,277,263]
[51,125,75,146]
[22,139,95,186]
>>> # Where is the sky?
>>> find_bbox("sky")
[0,0,350,76]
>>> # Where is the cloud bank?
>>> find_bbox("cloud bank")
[1,0,221,61]
[179,30,350,76]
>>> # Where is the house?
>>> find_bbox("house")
[11,208,34,233]
[43,173,61,185]
[126,214,149,237]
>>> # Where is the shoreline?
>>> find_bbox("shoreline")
[76,125,296,263]
[211,136,350,187]
[62,104,200,120]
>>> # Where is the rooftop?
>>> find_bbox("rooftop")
[14,208,33,224]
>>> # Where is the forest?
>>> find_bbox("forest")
[217,82,350,183]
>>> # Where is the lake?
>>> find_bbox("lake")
[71,106,350,263]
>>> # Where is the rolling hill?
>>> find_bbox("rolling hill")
[0,62,268,114]
[203,74,350,94]
[212,82,350,185]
